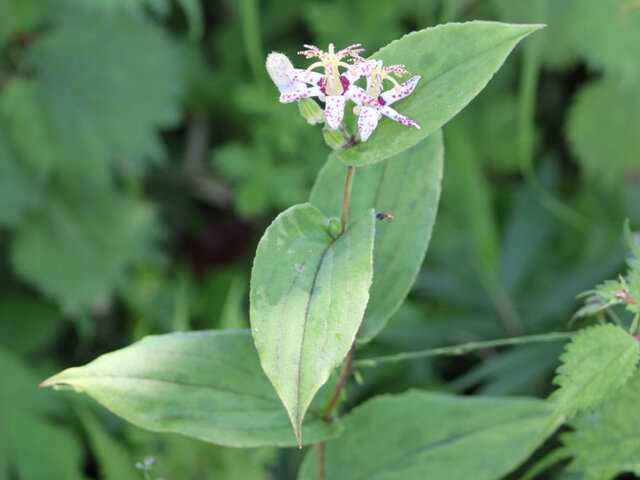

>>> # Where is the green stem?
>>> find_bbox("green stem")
[340,165,355,234]
[317,344,355,480]
[630,312,640,335]
[317,164,357,480]
[353,332,575,368]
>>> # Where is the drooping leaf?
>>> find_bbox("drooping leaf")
[250,204,374,444]
[567,79,640,188]
[310,132,443,342]
[10,189,160,313]
[298,390,562,480]
[337,21,543,166]
[561,371,640,480]
[550,324,639,412]
[41,330,342,447]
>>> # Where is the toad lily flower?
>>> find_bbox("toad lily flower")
[278,43,382,130]
[355,61,421,141]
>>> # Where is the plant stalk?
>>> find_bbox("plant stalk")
[317,345,355,480]
[353,331,575,368]
[340,165,355,234]
[318,166,357,480]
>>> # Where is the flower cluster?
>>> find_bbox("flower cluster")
[266,43,420,143]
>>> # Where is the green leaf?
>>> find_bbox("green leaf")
[310,132,443,342]
[250,204,375,444]
[298,390,562,480]
[566,0,640,83]
[550,324,639,412]
[0,347,85,480]
[0,291,63,355]
[0,127,42,227]
[23,7,183,187]
[76,404,140,480]
[561,371,640,480]
[41,330,342,447]
[567,79,640,188]
[10,189,159,313]
[337,21,543,166]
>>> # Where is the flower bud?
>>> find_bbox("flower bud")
[298,98,325,125]
[323,127,348,150]
[327,217,342,238]
[266,52,303,95]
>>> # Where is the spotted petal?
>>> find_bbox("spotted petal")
[357,106,381,142]
[379,76,421,106]
[280,86,323,103]
[292,69,324,85]
[324,95,346,129]
[345,85,380,108]
[343,59,377,85]
[380,105,420,128]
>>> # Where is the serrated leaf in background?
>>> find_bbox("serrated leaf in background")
[10,189,160,313]
[76,404,140,480]
[0,347,85,480]
[550,324,639,412]
[22,6,184,188]
[567,79,640,188]
[310,132,443,342]
[298,390,562,480]
[0,128,42,227]
[565,0,640,83]
[561,371,640,479]
[0,291,63,355]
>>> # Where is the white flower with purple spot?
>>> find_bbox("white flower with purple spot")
[278,43,381,130]
[355,61,421,141]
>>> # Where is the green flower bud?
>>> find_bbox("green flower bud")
[323,127,348,150]
[327,217,342,238]
[298,98,325,125]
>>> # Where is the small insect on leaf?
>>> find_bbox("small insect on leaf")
[375,212,394,221]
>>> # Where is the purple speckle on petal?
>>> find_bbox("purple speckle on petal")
[340,75,350,91]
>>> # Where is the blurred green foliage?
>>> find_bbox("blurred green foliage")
[1,0,640,478]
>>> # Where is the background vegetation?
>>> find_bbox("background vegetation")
[1,0,639,478]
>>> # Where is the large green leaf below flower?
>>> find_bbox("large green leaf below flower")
[41,330,342,447]
[250,204,375,445]
[338,21,543,167]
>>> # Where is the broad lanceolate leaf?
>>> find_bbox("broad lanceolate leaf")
[41,330,341,447]
[298,390,562,480]
[562,371,640,480]
[310,132,443,342]
[250,204,375,444]
[550,324,639,412]
[338,21,543,166]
